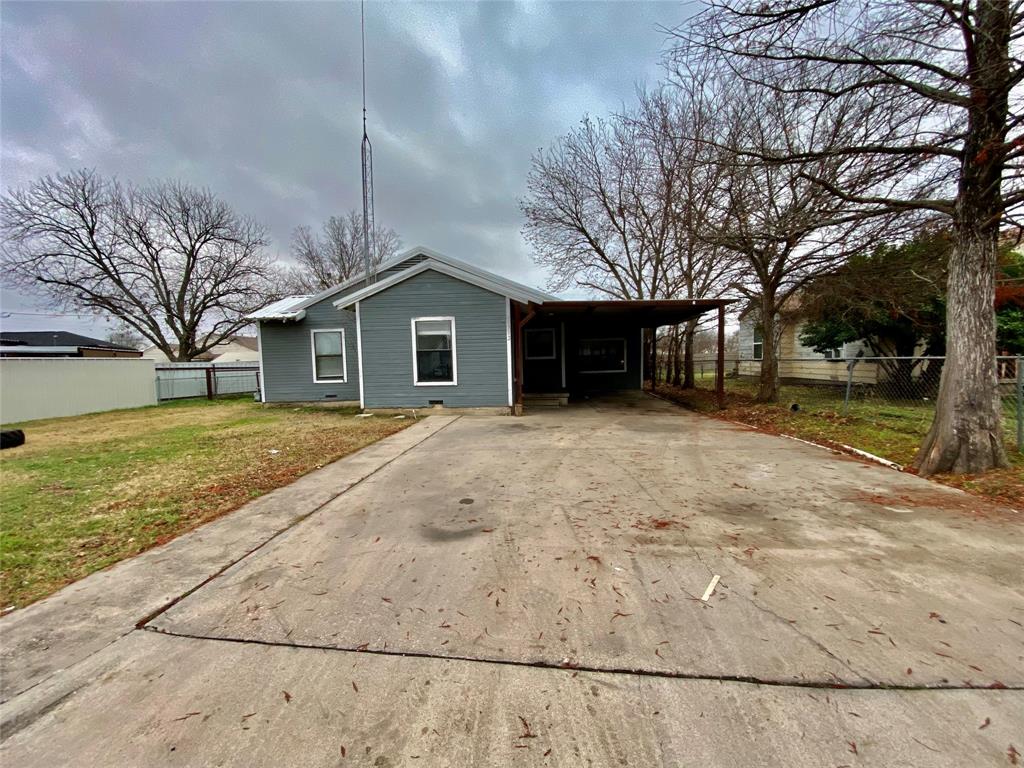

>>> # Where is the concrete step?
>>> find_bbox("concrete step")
[524,393,569,407]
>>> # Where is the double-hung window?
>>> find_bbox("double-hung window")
[311,329,346,383]
[752,328,764,360]
[412,317,457,385]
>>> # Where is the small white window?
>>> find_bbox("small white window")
[311,329,346,383]
[578,338,626,373]
[823,348,842,360]
[412,317,457,386]
[525,328,556,360]
[752,328,764,360]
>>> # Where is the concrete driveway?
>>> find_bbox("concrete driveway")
[2,394,1021,766]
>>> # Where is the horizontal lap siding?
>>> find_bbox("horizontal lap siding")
[260,300,359,402]
[359,270,509,408]
[737,359,880,384]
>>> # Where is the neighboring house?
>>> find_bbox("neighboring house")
[142,336,259,363]
[141,346,215,362]
[0,331,142,359]
[735,305,877,385]
[250,246,729,411]
[209,336,259,362]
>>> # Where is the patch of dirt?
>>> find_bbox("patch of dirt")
[847,488,1021,522]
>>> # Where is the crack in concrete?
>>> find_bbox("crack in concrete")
[136,415,462,630]
[140,624,1023,692]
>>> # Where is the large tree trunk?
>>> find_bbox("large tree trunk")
[756,293,780,402]
[663,327,679,387]
[682,319,697,389]
[914,226,1008,474]
[914,2,1010,476]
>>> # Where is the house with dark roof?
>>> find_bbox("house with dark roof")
[250,246,730,412]
[0,331,142,358]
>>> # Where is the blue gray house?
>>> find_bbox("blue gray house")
[251,247,729,411]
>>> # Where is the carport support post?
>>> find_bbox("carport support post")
[511,302,523,415]
[650,328,656,390]
[716,304,725,410]
[205,366,215,400]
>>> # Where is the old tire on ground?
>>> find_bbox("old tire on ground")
[0,430,25,449]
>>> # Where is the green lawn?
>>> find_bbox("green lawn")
[0,399,409,610]
[656,377,1024,507]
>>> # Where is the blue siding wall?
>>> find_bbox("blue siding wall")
[260,298,359,402]
[359,270,510,408]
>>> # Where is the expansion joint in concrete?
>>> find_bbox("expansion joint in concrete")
[139,625,1024,694]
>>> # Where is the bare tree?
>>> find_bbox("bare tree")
[521,114,680,301]
[106,321,144,350]
[1,169,277,361]
[689,73,904,402]
[286,211,400,293]
[671,0,1021,473]
[635,82,740,387]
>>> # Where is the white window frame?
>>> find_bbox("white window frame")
[752,327,764,361]
[411,316,458,387]
[524,328,557,360]
[310,328,347,384]
[578,337,627,374]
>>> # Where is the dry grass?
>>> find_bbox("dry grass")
[655,381,1024,509]
[0,398,410,609]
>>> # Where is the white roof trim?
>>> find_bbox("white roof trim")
[334,258,551,308]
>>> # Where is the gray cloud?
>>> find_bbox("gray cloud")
[1,0,689,335]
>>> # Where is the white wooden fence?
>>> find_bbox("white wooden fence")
[0,358,157,424]
[155,361,260,401]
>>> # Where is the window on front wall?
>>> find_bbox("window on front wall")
[752,327,764,360]
[578,338,626,373]
[525,328,556,360]
[413,317,457,385]
[311,329,346,382]
[823,347,842,360]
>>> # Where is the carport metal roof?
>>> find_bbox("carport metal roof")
[532,298,734,326]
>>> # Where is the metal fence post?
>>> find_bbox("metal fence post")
[1016,356,1022,453]
[843,357,858,415]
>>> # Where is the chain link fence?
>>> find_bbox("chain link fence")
[683,355,1022,453]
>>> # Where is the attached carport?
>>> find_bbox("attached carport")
[510,298,733,413]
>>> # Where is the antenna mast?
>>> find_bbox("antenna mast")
[360,0,375,287]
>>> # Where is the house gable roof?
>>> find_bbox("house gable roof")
[333,255,553,309]
[249,246,556,321]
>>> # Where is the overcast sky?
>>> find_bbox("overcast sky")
[1,0,691,338]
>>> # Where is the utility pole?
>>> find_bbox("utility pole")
[360,0,374,287]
